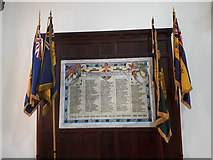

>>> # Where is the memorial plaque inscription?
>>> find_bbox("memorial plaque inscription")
[59,58,155,128]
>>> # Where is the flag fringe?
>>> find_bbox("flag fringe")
[158,127,172,143]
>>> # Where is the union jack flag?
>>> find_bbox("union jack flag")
[24,24,42,116]
[173,10,192,109]
[35,28,41,59]
[45,28,54,50]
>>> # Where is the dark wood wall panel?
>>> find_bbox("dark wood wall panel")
[38,133,53,157]
[116,41,149,56]
[100,43,116,57]
[158,40,169,57]
[39,107,53,133]
[37,28,182,159]
[117,132,134,158]
[137,130,160,158]
[82,132,99,158]
[57,133,82,158]
[101,132,114,158]
[61,43,100,59]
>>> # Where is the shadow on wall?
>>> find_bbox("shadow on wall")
[0,1,5,11]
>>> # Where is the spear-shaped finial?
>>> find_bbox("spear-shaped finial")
[173,7,175,15]
[151,17,155,54]
[50,10,52,17]
[39,10,41,25]
[152,17,154,26]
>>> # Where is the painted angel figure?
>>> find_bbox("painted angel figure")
[101,63,112,80]
[65,64,81,85]
[126,62,148,85]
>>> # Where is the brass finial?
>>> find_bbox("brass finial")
[173,7,175,15]
[39,10,41,25]
[152,17,154,26]
[50,10,52,17]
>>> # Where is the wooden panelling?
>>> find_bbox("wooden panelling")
[116,41,149,57]
[117,132,134,158]
[38,133,53,158]
[99,43,116,58]
[38,106,53,133]
[37,28,182,159]
[57,133,82,158]
[101,132,114,158]
[137,130,160,158]
[82,132,100,158]
[61,43,100,59]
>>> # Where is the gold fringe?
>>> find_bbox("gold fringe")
[181,99,191,109]
[30,93,40,101]
[39,90,52,104]
[37,17,58,117]
[181,89,193,109]
[182,86,193,94]
[175,78,192,109]
[38,82,53,92]
[24,25,41,116]
[155,111,170,127]
[158,112,169,119]
[24,100,41,117]
[156,117,168,127]
[152,19,172,143]
[173,11,192,109]
[158,127,172,143]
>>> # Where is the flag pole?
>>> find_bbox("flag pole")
[52,98,56,159]
[39,10,41,26]
[49,10,57,159]
[172,8,179,101]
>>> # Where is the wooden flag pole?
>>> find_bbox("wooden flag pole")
[52,99,56,159]
[49,10,57,159]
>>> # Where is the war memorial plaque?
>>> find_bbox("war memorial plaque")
[59,58,155,128]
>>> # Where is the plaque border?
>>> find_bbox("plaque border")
[59,57,156,128]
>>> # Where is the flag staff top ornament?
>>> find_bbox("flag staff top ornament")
[173,8,192,109]
[39,11,41,26]
[152,17,172,143]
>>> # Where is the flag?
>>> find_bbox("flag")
[152,18,172,143]
[173,10,192,109]
[38,15,57,115]
[24,22,42,116]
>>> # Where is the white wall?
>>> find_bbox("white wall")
[211,2,213,160]
[0,8,2,160]
[2,2,211,158]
